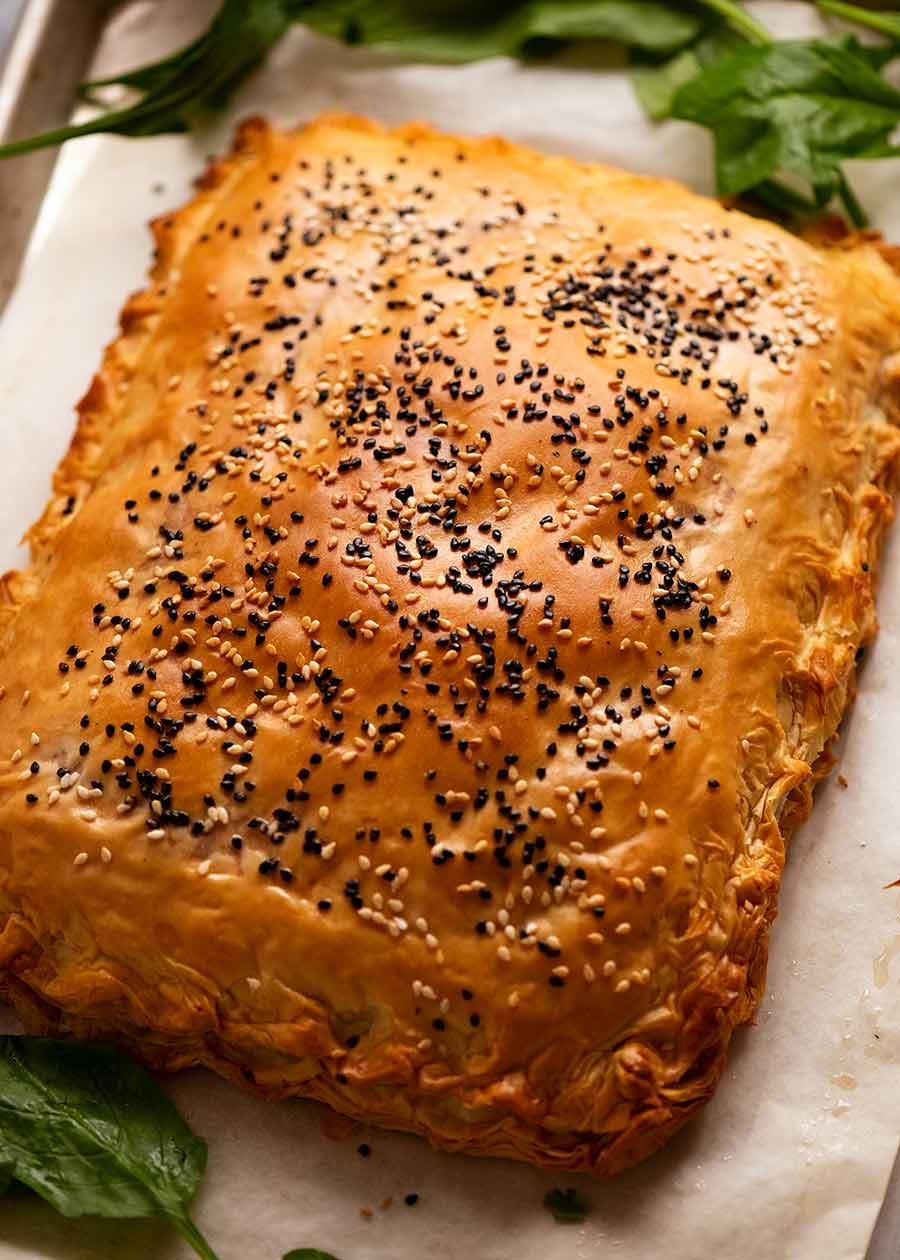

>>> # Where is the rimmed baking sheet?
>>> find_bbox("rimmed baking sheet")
[0,3,899,1258]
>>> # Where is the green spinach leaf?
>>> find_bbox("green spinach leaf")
[631,25,743,120]
[0,0,298,157]
[283,1250,341,1259]
[670,35,900,224]
[0,1037,218,1260]
[543,1185,590,1223]
[300,0,703,62]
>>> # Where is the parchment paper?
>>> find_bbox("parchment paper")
[0,3,899,1257]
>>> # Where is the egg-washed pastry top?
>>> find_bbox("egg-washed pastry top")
[0,114,898,1175]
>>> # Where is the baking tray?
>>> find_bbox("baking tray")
[0,0,113,307]
[0,2,898,1256]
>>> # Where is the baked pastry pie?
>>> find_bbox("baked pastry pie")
[0,115,898,1174]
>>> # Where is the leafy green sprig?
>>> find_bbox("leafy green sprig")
[0,1037,219,1259]
[543,1185,591,1223]
[641,3,900,224]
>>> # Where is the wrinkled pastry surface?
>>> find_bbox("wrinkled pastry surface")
[0,115,899,1173]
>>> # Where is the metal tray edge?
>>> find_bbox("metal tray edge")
[0,0,113,309]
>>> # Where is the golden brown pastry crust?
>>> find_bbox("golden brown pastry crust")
[0,114,899,1173]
